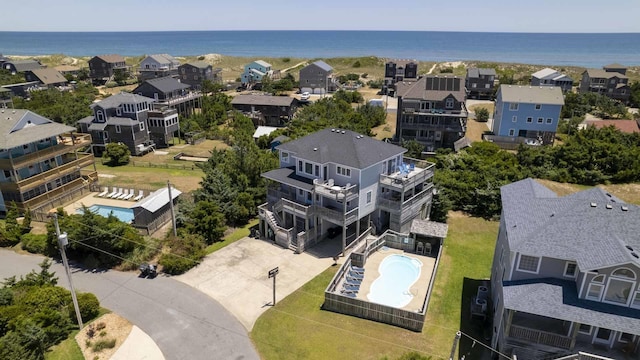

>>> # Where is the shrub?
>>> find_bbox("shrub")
[475,107,490,122]
[71,292,100,322]
[159,234,205,275]
[21,233,48,254]
[366,79,383,89]
[92,338,116,352]
[102,143,130,166]
[282,57,290,63]
[352,60,361,68]
[440,67,453,73]
[197,56,205,60]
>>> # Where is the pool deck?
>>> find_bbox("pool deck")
[62,192,138,215]
[341,248,436,312]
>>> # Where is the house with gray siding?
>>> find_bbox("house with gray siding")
[133,76,202,116]
[178,62,222,90]
[530,68,573,92]
[383,59,418,96]
[258,128,434,254]
[2,59,43,74]
[231,94,297,127]
[465,68,496,99]
[490,179,640,359]
[88,54,128,84]
[396,75,467,152]
[138,54,180,81]
[24,68,68,88]
[299,60,337,94]
[579,65,630,103]
[77,92,155,156]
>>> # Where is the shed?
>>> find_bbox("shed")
[410,219,448,256]
[253,126,279,139]
[131,187,182,231]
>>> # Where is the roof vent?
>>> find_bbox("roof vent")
[550,213,554,217]
[622,206,629,211]
[626,245,634,251]
[632,252,639,259]
[590,202,597,207]
[331,128,335,132]
[341,130,345,134]
[606,204,612,209]
[313,147,317,151]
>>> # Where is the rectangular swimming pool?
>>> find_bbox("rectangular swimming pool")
[78,204,134,223]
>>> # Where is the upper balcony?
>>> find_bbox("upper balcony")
[0,133,92,170]
[0,153,95,192]
[161,92,202,107]
[313,179,359,203]
[379,158,435,192]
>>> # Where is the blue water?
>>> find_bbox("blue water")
[1,31,639,67]
[80,204,134,223]
[367,254,422,308]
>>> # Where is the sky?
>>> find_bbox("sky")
[3,0,640,33]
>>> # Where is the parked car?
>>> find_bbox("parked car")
[300,92,310,101]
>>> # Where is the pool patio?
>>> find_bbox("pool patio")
[62,192,135,215]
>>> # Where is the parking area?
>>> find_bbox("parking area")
[176,237,336,330]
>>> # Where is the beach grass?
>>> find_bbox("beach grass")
[250,213,498,360]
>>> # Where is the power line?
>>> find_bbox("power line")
[459,331,512,360]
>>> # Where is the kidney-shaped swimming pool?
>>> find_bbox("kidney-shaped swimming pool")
[367,254,423,308]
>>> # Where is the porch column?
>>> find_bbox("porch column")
[342,190,347,256]
[504,310,514,337]
[569,322,580,350]
[356,217,360,237]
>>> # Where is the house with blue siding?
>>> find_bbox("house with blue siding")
[241,60,278,85]
[258,128,435,254]
[492,85,564,145]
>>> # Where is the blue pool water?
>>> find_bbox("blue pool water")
[80,205,134,223]
[367,254,422,308]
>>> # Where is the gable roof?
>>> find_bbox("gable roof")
[385,59,417,67]
[410,219,448,239]
[584,119,640,133]
[0,109,76,149]
[135,76,190,94]
[400,76,465,102]
[28,68,67,85]
[603,63,626,69]
[8,59,43,72]
[531,68,559,79]
[133,186,182,213]
[467,68,496,78]
[310,60,333,72]
[276,128,406,169]
[501,178,640,271]
[584,68,628,79]
[231,94,294,107]
[181,61,210,69]
[95,54,125,64]
[92,92,154,110]
[498,85,564,105]
[253,60,271,68]
[146,54,179,66]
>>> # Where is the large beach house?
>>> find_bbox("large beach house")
[258,128,435,254]
[490,178,640,360]
[579,64,630,103]
[0,109,97,215]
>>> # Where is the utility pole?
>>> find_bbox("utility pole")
[52,214,83,330]
[167,180,177,237]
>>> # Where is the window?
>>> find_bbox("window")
[115,125,121,133]
[485,84,491,89]
[96,110,105,122]
[546,118,553,124]
[537,117,544,124]
[445,97,454,109]
[336,166,351,177]
[103,131,108,139]
[509,103,519,111]
[366,191,372,204]
[604,268,636,305]
[471,83,477,88]
[517,255,540,273]
[508,129,515,136]
[587,275,605,301]
[619,332,635,343]
[564,262,577,278]
[281,152,289,162]
[612,268,636,279]
[632,292,640,309]
[298,189,303,196]
[298,160,302,172]
[304,162,313,175]
[512,116,517,123]
[139,122,145,131]
[578,324,592,335]
[315,165,319,177]
[535,104,542,110]
[116,108,121,116]
[526,117,533,123]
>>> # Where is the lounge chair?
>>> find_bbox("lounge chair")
[132,190,144,201]
[350,267,365,275]
[348,270,364,277]
[340,289,357,297]
[106,187,118,198]
[351,265,365,272]
[117,189,129,200]
[124,188,134,200]
[344,280,361,288]
[97,187,108,197]
[347,274,364,281]
[110,188,123,199]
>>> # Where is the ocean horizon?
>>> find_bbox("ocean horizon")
[1,30,639,68]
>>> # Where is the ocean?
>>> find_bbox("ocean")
[1,31,639,68]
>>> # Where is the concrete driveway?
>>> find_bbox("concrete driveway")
[177,237,338,331]
[0,250,259,360]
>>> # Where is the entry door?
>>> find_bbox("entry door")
[593,327,614,347]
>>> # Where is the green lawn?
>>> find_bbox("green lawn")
[250,214,498,360]
[205,219,259,254]
[45,330,83,360]
[95,162,204,193]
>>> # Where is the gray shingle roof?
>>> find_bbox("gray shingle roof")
[498,85,565,105]
[133,187,181,213]
[106,117,140,126]
[311,60,333,72]
[96,54,125,64]
[501,179,640,271]
[147,54,179,66]
[231,94,294,107]
[0,109,76,149]
[29,68,67,85]
[8,59,43,72]
[410,219,448,238]
[276,128,406,169]
[467,68,496,78]
[400,76,465,102]
[92,92,154,110]
[135,76,190,94]
[182,61,210,69]
[584,69,628,79]
[262,167,314,191]
[503,278,640,335]
[603,63,626,69]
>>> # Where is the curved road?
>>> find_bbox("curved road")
[0,250,259,360]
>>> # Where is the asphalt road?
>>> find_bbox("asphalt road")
[0,250,259,360]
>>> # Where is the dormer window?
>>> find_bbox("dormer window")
[116,107,121,116]
[563,262,577,278]
[445,97,454,109]
[96,110,105,122]
[281,152,289,163]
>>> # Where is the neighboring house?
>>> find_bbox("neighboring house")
[583,119,640,134]
[138,54,180,81]
[0,88,12,108]
[131,186,181,234]
[299,60,337,94]
[0,54,8,66]
[258,128,435,254]
[178,62,222,90]
[147,105,180,148]
[77,92,155,156]
[241,60,279,85]
[54,65,80,77]
[133,76,201,116]
[465,68,497,99]
[492,85,564,145]
[88,54,128,83]
[0,109,97,215]
[579,65,630,103]
[231,94,297,127]
[395,75,468,152]
[531,68,573,92]
[24,68,68,88]
[383,59,418,96]
[490,178,640,360]
[2,59,43,74]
